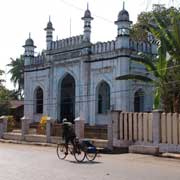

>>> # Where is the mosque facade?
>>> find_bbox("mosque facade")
[23,4,156,125]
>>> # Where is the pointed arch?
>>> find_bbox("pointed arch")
[96,81,110,114]
[34,86,43,114]
[134,89,144,112]
[58,73,76,123]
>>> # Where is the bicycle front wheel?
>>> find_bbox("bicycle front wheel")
[74,149,86,162]
[57,144,67,160]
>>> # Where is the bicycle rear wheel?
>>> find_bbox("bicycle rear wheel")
[74,148,86,162]
[57,144,67,160]
[86,151,97,161]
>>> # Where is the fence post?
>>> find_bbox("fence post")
[152,110,162,145]
[21,116,30,140]
[107,112,113,150]
[108,111,120,149]
[0,118,3,138]
[3,116,8,133]
[75,116,85,139]
[46,117,53,143]
[0,116,8,138]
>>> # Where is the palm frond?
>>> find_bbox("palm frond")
[132,53,160,78]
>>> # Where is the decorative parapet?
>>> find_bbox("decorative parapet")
[129,39,153,54]
[91,41,115,54]
[49,35,84,50]
[31,55,45,65]
[90,39,155,55]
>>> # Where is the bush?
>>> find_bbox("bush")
[7,116,15,132]
[37,115,48,135]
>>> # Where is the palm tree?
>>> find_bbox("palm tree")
[149,10,180,112]
[7,55,24,99]
[0,69,5,86]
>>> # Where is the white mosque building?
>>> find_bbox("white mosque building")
[23,4,156,125]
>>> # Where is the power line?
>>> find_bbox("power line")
[58,0,114,24]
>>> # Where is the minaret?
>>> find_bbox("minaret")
[81,3,93,42]
[23,33,36,66]
[115,2,132,49]
[44,16,55,49]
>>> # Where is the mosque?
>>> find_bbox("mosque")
[23,3,156,125]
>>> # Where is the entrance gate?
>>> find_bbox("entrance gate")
[60,74,75,123]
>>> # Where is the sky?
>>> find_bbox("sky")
[0,0,179,90]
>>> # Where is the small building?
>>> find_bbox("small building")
[23,3,156,125]
[9,100,24,127]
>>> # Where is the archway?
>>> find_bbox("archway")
[60,74,75,123]
[134,89,144,112]
[34,86,43,114]
[97,81,110,114]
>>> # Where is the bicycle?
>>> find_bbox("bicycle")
[56,139,97,162]
[82,140,97,161]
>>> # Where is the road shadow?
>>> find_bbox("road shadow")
[98,147,129,154]
[65,159,102,165]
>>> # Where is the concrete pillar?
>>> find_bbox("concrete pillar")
[74,115,85,139]
[21,116,30,140]
[107,112,113,150]
[46,117,53,143]
[152,110,162,145]
[0,119,3,138]
[108,111,120,149]
[0,116,8,138]
[2,116,7,133]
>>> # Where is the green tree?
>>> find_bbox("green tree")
[0,69,20,115]
[0,70,10,115]
[0,69,5,86]
[130,4,179,41]
[7,55,24,99]
[0,86,11,115]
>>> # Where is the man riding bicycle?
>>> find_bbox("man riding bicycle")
[62,118,76,155]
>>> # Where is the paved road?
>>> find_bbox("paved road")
[0,143,180,180]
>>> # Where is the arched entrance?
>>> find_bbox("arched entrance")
[97,81,110,114]
[60,74,75,123]
[34,86,43,114]
[134,89,144,112]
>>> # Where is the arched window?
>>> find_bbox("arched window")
[132,41,134,50]
[137,43,139,51]
[35,87,43,114]
[97,81,110,114]
[134,89,144,112]
[141,43,143,51]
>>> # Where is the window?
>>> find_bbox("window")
[35,87,43,114]
[118,27,130,36]
[134,89,144,112]
[97,81,110,114]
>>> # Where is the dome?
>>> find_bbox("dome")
[44,17,55,31]
[45,20,54,30]
[82,4,93,20]
[118,9,129,21]
[47,21,53,29]
[84,9,91,18]
[23,34,36,48]
[25,38,34,46]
